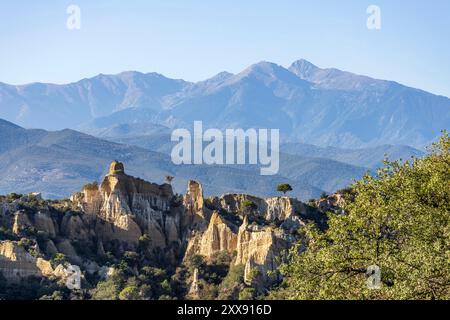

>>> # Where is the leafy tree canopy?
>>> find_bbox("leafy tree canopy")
[275,131,450,300]
[277,184,293,195]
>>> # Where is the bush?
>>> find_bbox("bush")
[51,253,67,266]
[276,184,293,195]
[240,200,257,213]
[123,251,139,267]
[218,265,245,299]
[276,132,450,300]
[92,279,120,300]
[119,286,140,300]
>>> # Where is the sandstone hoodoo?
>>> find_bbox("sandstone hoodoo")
[0,160,325,299]
[109,160,125,175]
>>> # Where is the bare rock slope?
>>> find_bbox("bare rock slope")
[0,161,325,294]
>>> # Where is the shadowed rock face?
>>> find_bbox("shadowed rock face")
[0,161,326,290]
[109,160,125,175]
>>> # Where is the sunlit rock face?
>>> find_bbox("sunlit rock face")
[0,161,325,291]
[74,161,177,248]
[235,216,292,287]
[183,180,209,228]
[183,188,323,290]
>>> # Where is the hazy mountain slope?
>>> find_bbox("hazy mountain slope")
[280,142,424,169]
[289,59,390,91]
[1,60,448,148]
[0,72,189,130]
[95,129,370,194]
[99,126,421,173]
[278,153,369,193]
[288,60,450,147]
[0,119,326,200]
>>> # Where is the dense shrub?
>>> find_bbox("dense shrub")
[275,132,450,300]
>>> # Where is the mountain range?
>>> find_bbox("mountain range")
[1,59,449,149]
[0,118,324,199]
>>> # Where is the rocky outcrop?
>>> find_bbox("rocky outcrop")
[60,212,90,241]
[12,210,32,235]
[187,268,200,299]
[210,193,319,228]
[74,161,176,248]
[184,180,209,228]
[316,193,347,215]
[184,192,314,289]
[235,217,289,286]
[186,211,238,260]
[0,161,324,293]
[0,240,54,282]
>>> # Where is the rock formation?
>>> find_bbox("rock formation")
[235,216,288,286]
[73,161,178,250]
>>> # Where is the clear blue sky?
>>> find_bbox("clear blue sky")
[1,0,449,97]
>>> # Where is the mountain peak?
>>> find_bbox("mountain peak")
[247,61,282,72]
[206,71,234,83]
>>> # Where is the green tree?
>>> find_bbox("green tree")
[276,184,293,195]
[165,176,174,185]
[276,132,450,300]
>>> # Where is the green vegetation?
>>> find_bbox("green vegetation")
[276,183,293,195]
[218,264,245,299]
[239,287,255,300]
[273,131,450,300]
[0,133,448,301]
[92,264,174,300]
[0,275,64,300]
[240,200,257,213]
[119,286,140,300]
[51,253,68,266]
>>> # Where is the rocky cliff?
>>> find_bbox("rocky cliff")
[0,240,54,281]
[0,161,326,298]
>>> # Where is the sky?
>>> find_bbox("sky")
[1,0,449,97]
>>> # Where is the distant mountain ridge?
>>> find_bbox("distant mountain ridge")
[0,118,427,200]
[0,118,339,200]
[1,59,449,149]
